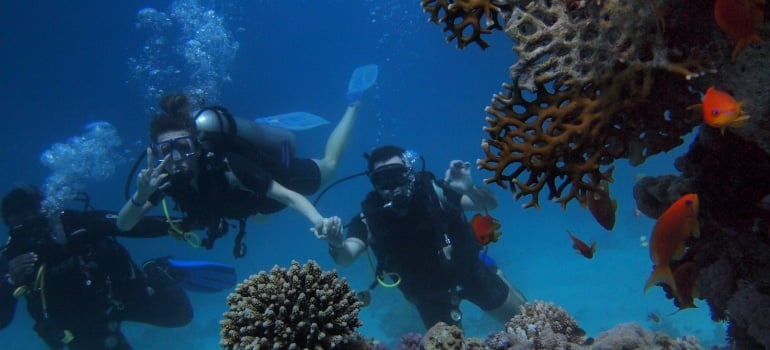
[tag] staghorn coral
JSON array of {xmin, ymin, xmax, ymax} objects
[
  {"xmin": 220, "ymin": 260, "xmax": 363, "ymax": 350},
  {"xmin": 421, "ymin": 0, "xmax": 507, "ymax": 49},
  {"xmin": 504, "ymin": 301, "xmax": 585, "ymax": 349}
]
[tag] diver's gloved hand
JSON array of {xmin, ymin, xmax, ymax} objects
[
  {"xmin": 445, "ymin": 160, "xmax": 474, "ymax": 194},
  {"xmin": 8, "ymin": 252, "xmax": 38, "ymax": 285},
  {"xmin": 311, "ymin": 216, "xmax": 342, "ymax": 241}
]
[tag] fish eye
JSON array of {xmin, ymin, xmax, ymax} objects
[
  {"xmin": 685, "ymin": 200, "xmax": 692, "ymax": 206},
  {"xmin": 711, "ymin": 109, "xmax": 720, "ymax": 116}
]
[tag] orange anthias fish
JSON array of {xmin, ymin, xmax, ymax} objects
[
  {"xmin": 567, "ymin": 230, "xmax": 597, "ymax": 259},
  {"xmin": 643, "ymin": 193, "xmax": 700, "ymax": 295},
  {"xmin": 692, "ymin": 86, "xmax": 750, "ymax": 135},
  {"xmin": 587, "ymin": 180, "xmax": 618, "ymax": 231},
  {"xmin": 470, "ymin": 212, "xmax": 502, "ymax": 245},
  {"xmin": 714, "ymin": 0, "xmax": 764, "ymax": 61}
]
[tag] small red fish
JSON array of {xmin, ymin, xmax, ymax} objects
[
  {"xmin": 714, "ymin": 0, "xmax": 764, "ymax": 61},
  {"xmin": 470, "ymin": 212, "xmax": 502, "ymax": 245},
  {"xmin": 567, "ymin": 230, "xmax": 597, "ymax": 259},
  {"xmin": 693, "ymin": 87, "xmax": 751, "ymax": 135}
]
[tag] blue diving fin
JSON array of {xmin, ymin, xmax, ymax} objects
[
  {"xmin": 346, "ymin": 64, "xmax": 379, "ymax": 104},
  {"xmin": 254, "ymin": 111, "xmax": 330, "ymax": 131},
  {"xmin": 167, "ymin": 259, "xmax": 237, "ymax": 293}
]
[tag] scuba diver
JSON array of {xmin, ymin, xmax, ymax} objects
[
  {"xmin": 326, "ymin": 145, "xmax": 527, "ymax": 329},
  {"xmin": 0, "ymin": 186, "xmax": 236, "ymax": 350},
  {"xmin": 117, "ymin": 64, "xmax": 377, "ymax": 257}
]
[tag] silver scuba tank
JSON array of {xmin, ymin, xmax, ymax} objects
[{"xmin": 194, "ymin": 107, "xmax": 296, "ymax": 166}]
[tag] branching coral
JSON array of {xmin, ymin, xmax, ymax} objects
[
  {"xmin": 420, "ymin": 0, "xmax": 507, "ymax": 49},
  {"xmin": 220, "ymin": 260, "xmax": 363, "ymax": 349},
  {"xmin": 479, "ymin": 63, "xmax": 700, "ymax": 208}
]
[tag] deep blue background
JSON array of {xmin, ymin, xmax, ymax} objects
[{"xmin": 0, "ymin": 1, "xmax": 722, "ymax": 349}]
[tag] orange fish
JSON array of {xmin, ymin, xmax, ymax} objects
[
  {"xmin": 672, "ymin": 261, "xmax": 700, "ymax": 310},
  {"xmin": 644, "ymin": 194, "xmax": 700, "ymax": 295},
  {"xmin": 587, "ymin": 180, "xmax": 618, "ymax": 231},
  {"xmin": 691, "ymin": 87, "xmax": 750, "ymax": 135},
  {"xmin": 567, "ymin": 230, "xmax": 596, "ymax": 259},
  {"xmin": 470, "ymin": 212, "xmax": 502, "ymax": 245},
  {"xmin": 714, "ymin": 0, "xmax": 764, "ymax": 61}
]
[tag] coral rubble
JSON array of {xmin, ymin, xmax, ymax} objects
[{"xmin": 220, "ymin": 260, "xmax": 363, "ymax": 349}]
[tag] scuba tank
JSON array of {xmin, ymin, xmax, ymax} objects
[{"xmin": 194, "ymin": 106, "xmax": 296, "ymax": 166}]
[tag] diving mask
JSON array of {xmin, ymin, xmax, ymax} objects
[
  {"xmin": 152, "ymin": 135, "xmax": 198, "ymax": 161},
  {"xmin": 369, "ymin": 163, "xmax": 410, "ymax": 190}
]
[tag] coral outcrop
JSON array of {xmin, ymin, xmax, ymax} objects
[
  {"xmin": 419, "ymin": 0, "xmax": 712, "ymax": 209},
  {"xmin": 504, "ymin": 301, "xmax": 585, "ymax": 349},
  {"xmin": 219, "ymin": 260, "xmax": 363, "ymax": 349},
  {"xmin": 634, "ymin": 126, "xmax": 770, "ymax": 349}
]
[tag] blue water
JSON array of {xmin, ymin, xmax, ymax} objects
[{"xmin": 0, "ymin": 1, "xmax": 725, "ymax": 348}]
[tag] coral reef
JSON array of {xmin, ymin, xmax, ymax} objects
[
  {"xmin": 390, "ymin": 301, "xmax": 703, "ymax": 350},
  {"xmin": 467, "ymin": 0, "xmax": 711, "ymax": 209},
  {"xmin": 505, "ymin": 301, "xmax": 585, "ymax": 349},
  {"xmin": 219, "ymin": 260, "xmax": 363, "ymax": 349}
]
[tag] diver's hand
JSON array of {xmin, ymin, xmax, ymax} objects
[
  {"xmin": 135, "ymin": 148, "xmax": 170, "ymax": 201},
  {"xmin": 445, "ymin": 160, "xmax": 473, "ymax": 194},
  {"xmin": 8, "ymin": 252, "xmax": 38, "ymax": 285},
  {"xmin": 311, "ymin": 216, "xmax": 342, "ymax": 241}
]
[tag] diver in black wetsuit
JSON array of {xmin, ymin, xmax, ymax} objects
[
  {"xmin": 327, "ymin": 145, "xmax": 527, "ymax": 329},
  {"xmin": 0, "ymin": 187, "xmax": 193, "ymax": 350}
]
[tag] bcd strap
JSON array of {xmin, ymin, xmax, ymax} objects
[{"xmin": 233, "ymin": 218, "xmax": 247, "ymax": 258}]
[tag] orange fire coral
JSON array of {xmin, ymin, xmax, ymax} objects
[
  {"xmin": 479, "ymin": 64, "xmax": 700, "ymax": 209},
  {"xmin": 421, "ymin": 0, "xmax": 506, "ymax": 49}
]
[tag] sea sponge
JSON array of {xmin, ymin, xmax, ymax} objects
[{"xmin": 220, "ymin": 260, "xmax": 363, "ymax": 349}]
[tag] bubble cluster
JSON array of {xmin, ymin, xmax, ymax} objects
[
  {"xmin": 128, "ymin": 0, "xmax": 239, "ymax": 112},
  {"xmin": 39, "ymin": 121, "xmax": 124, "ymax": 214}
]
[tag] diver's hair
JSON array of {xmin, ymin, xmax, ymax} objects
[
  {"xmin": 149, "ymin": 94, "xmax": 197, "ymax": 142},
  {"xmin": 365, "ymin": 145, "xmax": 406, "ymax": 172},
  {"xmin": 1, "ymin": 186, "xmax": 43, "ymax": 227}
]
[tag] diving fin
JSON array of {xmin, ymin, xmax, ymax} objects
[
  {"xmin": 346, "ymin": 64, "xmax": 379, "ymax": 104},
  {"xmin": 166, "ymin": 259, "xmax": 238, "ymax": 293},
  {"xmin": 254, "ymin": 111, "xmax": 330, "ymax": 131}
]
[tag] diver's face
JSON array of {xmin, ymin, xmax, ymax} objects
[
  {"xmin": 154, "ymin": 130, "xmax": 199, "ymax": 178},
  {"xmin": 371, "ymin": 156, "xmax": 408, "ymax": 198}
]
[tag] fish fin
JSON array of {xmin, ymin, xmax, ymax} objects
[
  {"xmin": 644, "ymin": 265, "xmax": 676, "ymax": 294},
  {"xmin": 730, "ymin": 115, "xmax": 751, "ymax": 128},
  {"xmin": 686, "ymin": 103, "xmax": 702, "ymax": 111}
]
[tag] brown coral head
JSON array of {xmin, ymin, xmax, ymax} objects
[{"xmin": 220, "ymin": 260, "xmax": 363, "ymax": 350}]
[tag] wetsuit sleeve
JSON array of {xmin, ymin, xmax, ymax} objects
[
  {"xmin": 0, "ymin": 255, "xmax": 18, "ymax": 330},
  {"xmin": 436, "ymin": 179, "xmax": 464, "ymax": 208},
  {"xmin": 346, "ymin": 213, "xmax": 368, "ymax": 243}
]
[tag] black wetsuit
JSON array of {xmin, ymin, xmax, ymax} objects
[
  {"xmin": 149, "ymin": 152, "xmax": 321, "ymax": 251},
  {"xmin": 0, "ymin": 210, "xmax": 192, "ymax": 350},
  {"xmin": 346, "ymin": 172, "xmax": 510, "ymax": 329}
]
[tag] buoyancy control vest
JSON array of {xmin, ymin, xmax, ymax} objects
[{"xmin": 360, "ymin": 172, "xmax": 481, "ymax": 292}]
